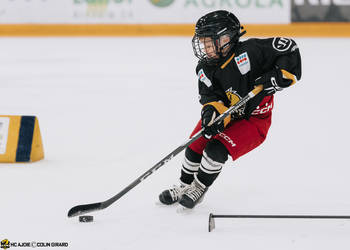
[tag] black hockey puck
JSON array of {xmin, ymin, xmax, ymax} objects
[{"xmin": 79, "ymin": 215, "xmax": 93, "ymax": 223}]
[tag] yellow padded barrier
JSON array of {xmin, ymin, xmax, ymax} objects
[
  {"xmin": 0, "ymin": 23, "xmax": 349, "ymax": 37},
  {"xmin": 0, "ymin": 115, "xmax": 44, "ymax": 163}
]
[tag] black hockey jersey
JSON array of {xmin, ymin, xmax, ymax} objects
[{"xmin": 196, "ymin": 37, "xmax": 302, "ymax": 119}]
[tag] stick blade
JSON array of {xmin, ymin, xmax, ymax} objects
[
  {"xmin": 67, "ymin": 202, "xmax": 103, "ymax": 218},
  {"xmin": 208, "ymin": 213, "xmax": 215, "ymax": 232}
]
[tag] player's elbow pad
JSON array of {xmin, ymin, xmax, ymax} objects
[{"xmin": 280, "ymin": 69, "xmax": 297, "ymax": 87}]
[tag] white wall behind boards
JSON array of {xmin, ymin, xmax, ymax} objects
[{"xmin": 0, "ymin": 0, "xmax": 290, "ymax": 24}]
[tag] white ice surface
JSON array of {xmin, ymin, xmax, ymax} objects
[{"xmin": 1, "ymin": 37, "xmax": 350, "ymax": 249}]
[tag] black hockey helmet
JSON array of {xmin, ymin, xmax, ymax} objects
[{"xmin": 192, "ymin": 10, "xmax": 246, "ymax": 64}]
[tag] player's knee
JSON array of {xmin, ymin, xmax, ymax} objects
[
  {"xmin": 204, "ymin": 139, "xmax": 229, "ymax": 164},
  {"xmin": 185, "ymin": 146, "xmax": 202, "ymax": 163}
]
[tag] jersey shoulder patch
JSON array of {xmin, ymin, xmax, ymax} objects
[
  {"xmin": 198, "ymin": 68, "xmax": 212, "ymax": 87},
  {"xmin": 272, "ymin": 37, "xmax": 292, "ymax": 52},
  {"xmin": 234, "ymin": 52, "xmax": 251, "ymax": 75}
]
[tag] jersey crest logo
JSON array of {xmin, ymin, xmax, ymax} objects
[
  {"xmin": 272, "ymin": 37, "xmax": 292, "ymax": 52},
  {"xmin": 225, "ymin": 88, "xmax": 245, "ymax": 116},
  {"xmin": 198, "ymin": 69, "xmax": 212, "ymax": 87},
  {"xmin": 234, "ymin": 52, "xmax": 251, "ymax": 75}
]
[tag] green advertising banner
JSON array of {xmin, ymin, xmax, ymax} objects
[{"xmin": 0, "ymin": 0, "xmax": 290, "ymax": 24}]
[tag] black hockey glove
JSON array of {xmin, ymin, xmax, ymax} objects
[
  {"xmin": 201, "ymin": 102, "xmax": 231, "ymax": 139},
  {"xmin": 255, "ymin": 68, "xmax": 296, "ymax": 95}
]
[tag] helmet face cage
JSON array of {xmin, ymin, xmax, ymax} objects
[
  {"xmin": 192, "ymin": 10, "xmax": 245, "ymax": 64},
  {"xmin": 192, "ymin": 31, "xmax": 236, "ymax": 64},
  {"xmin": 192, "ymin": 35, "xmax": 213, "ymax": 64}
]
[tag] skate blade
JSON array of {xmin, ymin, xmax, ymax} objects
[
  {"xmin": 176, "ymin": 205, "xmax": 194, "ymax": 215},
  {"xmin": 155, "ymin": 201, "xmax": 179, "ymax": 207}
]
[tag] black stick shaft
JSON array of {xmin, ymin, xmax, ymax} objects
[
  {"xmin": 101, "ymin": 132, "xmax": 202, "ymax": 209},
  {"xmin": 68, "ymin": 85, "xmax": 264, "ymax": 217},
  {"xmin": 212, "ymin": 215, "xmax": 350, "ymax": 219},
  {"xmin": 101, "ymin": 86, "xmax": 263, "ymax": 209}
]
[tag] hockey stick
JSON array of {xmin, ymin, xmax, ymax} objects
[
  {"xmin": 67, "ymin": 85, "xmax": 264, "ymax": 218},
  {"xmin": 208, "ymin": 213, "xmax": 350, "ymax": 232}
]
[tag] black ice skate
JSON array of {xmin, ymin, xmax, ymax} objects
[
  {"xmin": 159, "ymin": 183, "xmax": 190, "ymax": 205},
  {"xmin": 179, "ymin": 178, "xmax": 208, "ymax": 209}
]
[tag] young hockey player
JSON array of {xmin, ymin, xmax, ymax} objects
[{"xmin": 159, "ymin": 10, "xmax": 302, "ymax": 209}]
